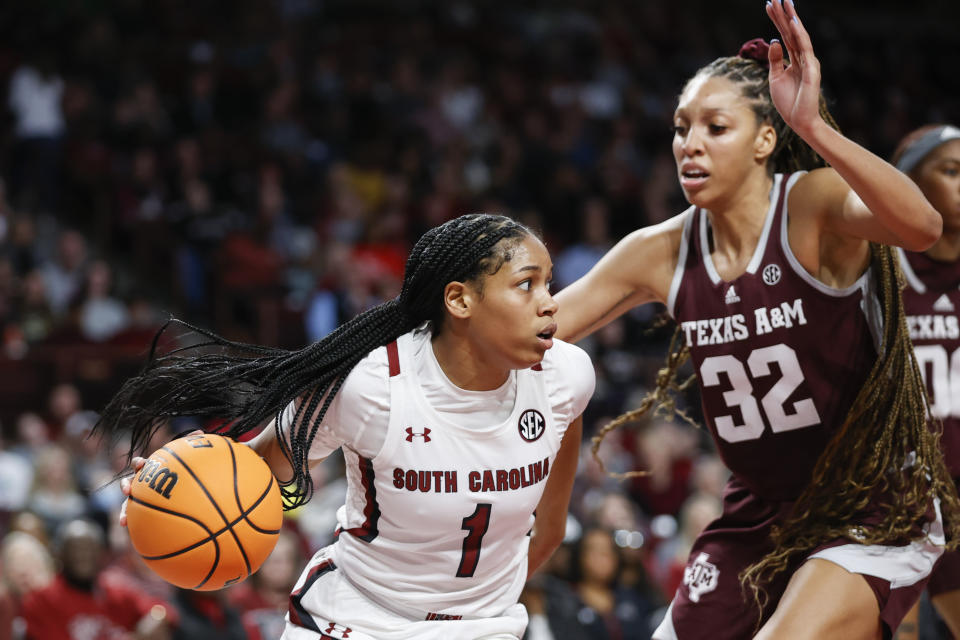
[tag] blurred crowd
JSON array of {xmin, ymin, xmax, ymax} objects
[{"xmin": 0, "ymin": 0, "xmax": 956, "ymax": 638}]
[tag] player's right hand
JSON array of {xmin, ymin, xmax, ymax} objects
[{"xmin": 119, "ymin": 456, "xmax": 147, "ymax": 528}]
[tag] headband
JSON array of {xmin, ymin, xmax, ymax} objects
[{"xmin": 896, "ymin": 125, "xmax": 960, "ymax": 174}]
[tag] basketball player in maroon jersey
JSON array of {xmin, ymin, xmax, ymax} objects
[
  {"xmin": 555, "ymin": 1, "xmax": 960, "ymax": 638},
  {"xmin": 892, "ymin": 125, "xmax": 960, "ymax": 639}
]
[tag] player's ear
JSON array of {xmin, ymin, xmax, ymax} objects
[
  {"xmin": 754, "ymin": 123, "xmax": 776, "ymax": 162},
  {"xmin": 443, "ymin": 281, "xmax": 474, "ymax": 319}
]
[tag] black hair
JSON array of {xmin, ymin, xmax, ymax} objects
[{"xmin": 94, "ymin": 213, "xmax": 534, "ymax": 508}]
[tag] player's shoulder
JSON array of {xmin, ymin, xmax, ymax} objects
[
  {"xmin": 541, "ymin": 338, "xmax": 591, "ymax": 371},
  {"xmin": 339, "ymin": 341, "xmax": 391, "ymax": 400},
  {"xmin": 539, "ymin": 339, "xmax": 596, "ymax": 397}
]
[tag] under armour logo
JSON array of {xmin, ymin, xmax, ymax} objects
[
  {"xmin": 324, "ymin": 622, "xmax": 352, "ymax": 638},
  {"xmin": 405, "ymin": 427, "xmax": 432, "ymax": 442}
]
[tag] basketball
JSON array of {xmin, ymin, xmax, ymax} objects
[{"xmin": 126, "ymin": 433, "xmax": 283, "ymax": 591}]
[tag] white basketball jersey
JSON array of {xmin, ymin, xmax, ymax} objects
[{"xmin": 330, "ymin": 330, "xmax": 566, "ymax": 619}]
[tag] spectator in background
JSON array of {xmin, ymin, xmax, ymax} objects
[
  {"xmin": 228, "ymin": 528, "xmax": 304, "ymax": 640},
  {"xmin": 629, "ymin": 419, "xmax": 699, "ymax": 517},
  {"xmin": 21, "ymin": 518, "xmax": 175, "ymax": 640},
  {"xmin": 40, "ymin": 229, "xmax": 88, "ymax": 318},
  {"xmin": 0, "ymin": 555, "xmax": 13, "ymax": 640},
  {"xmin": 168, "ymin": 178, "xmax": 238, "ymax": 319},
  {"xmin": 14, "ymin": 269, "xmax": 56, "ymax": 344},
  {"xmin": 10, "ymin": 412, "xmax": 50, "ymax": 465},
  {"xmin": 7, "ymin": 48, "xmax": 65, "ymax": 214},
  {"xmin": 0, "ymin": 429, "xmax": 33, "ymax": 516},
  {"xmin": 5, "ymin": 511, "xmax": 51, "ymax": 547},
  {"xmin": 47, "ymin": 382, "xmax": 83, "ymax": 438},
  {"xmin": 554, "ymin": 198, "xmax": 614, "ymax": 290},
  {"xmin": 0, "ymin": 527, "xmax": 56, "ymax": 638},
  {"xmin": 27, "ymin": 444, "xmax": 88, "ymax": 535},
  {"xmin": 0, "ymin": 529, "xmax": 55, "ymax": 601},
  {"xmin": 535, "ymin": 527, "xmax": 659, "ymax": 640},
  {"xmin": 170, "ymin": 589, "xmax": 246, "ymax": 640},
  {"xmin": 78, "ymin": 259, "xmax": 130, "ymax": 342}
]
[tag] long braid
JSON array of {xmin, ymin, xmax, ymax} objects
[
  {"xmin": 95, "ymin": 213, "xmax": 534, "ymax": 508},
  {"xmin": 741, "ymin": 243, "xmax": 960, "ymax": 586}
]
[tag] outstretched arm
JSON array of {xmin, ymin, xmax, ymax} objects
[
  {"xmin": 765, "ymin": 0, "xmax": 941, "ymax": 250},
  {"xmin": 527, "ymin": 416, "xmax": 582, "ymax": 576},
  {"xmin": 555, "ymin": 216, "xmax": 683, "ymax": 343}
]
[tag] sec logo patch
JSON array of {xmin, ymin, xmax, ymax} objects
[{"xmin": 518, "ymin": 409, "xmax": 546, "ymax": 442}]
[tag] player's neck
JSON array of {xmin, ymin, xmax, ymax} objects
[
  {"xmin": 430, "ymin": 332, "xmax": 511, "ymax": 391},
  {"xmin": 925, "ymin": 228, "xmax": 960, "ymax": 262},
  {"xmin": 705, "ymin": 173, "xmax": 774, "ymax": 270}
]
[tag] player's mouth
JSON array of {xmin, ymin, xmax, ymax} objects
[
  {"xmin": 680, "ymin": 164, "xmax": 710, "ymax": 189},
  {"xmin": 537, "ymin": 323, "xmax": 557, "ymax": 349}
]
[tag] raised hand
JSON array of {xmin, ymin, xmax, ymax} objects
[{"xmin": 765, "ymin": 0, "xmax": 822, "ymax": 138}]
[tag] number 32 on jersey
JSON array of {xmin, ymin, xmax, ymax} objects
[{"xmin": 700, "ymin": 343, "xmax": 822, "ymax": 443}]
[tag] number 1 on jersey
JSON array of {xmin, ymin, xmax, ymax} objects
[{"xmin": 457, "ymin": 503, "xmax": 492, "ymax": 577}]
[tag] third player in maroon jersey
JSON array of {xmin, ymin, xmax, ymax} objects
[{"xmin": 895, "ymin": 124, "xmax": 960, "ymax": 638}]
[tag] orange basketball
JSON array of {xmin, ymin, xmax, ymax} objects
[{"xmin": 126, "ymin": 433, "xmax": 283, "ymax": 591}]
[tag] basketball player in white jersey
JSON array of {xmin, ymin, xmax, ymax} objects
[{"xmin": 106, "ymin": 214, "xmax": 595, "ymax": 640}]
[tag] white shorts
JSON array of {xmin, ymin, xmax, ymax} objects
[{"xmin": 281, "ymin": 549, "xmax": 528, "ymax": 640}]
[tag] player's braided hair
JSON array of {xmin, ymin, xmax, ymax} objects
[
  {"xmin": 594, "ymin": 52, "xmax": 960, "ymax": 618},
  {"xmin": 94, "ymin": 213, "xmax": 534, "ymax": 508}
]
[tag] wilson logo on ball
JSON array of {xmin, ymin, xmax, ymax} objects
[
  {"xmin": 137, "ymin": 459, "xmax": 179, "ymax": 499},
  {"xmin": 518, "ymin": 409, "xmax": 545, "ymax": 442}
]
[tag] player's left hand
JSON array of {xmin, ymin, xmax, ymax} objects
[
  {"xmin": 119, "ymin": 429, "xmax": 205, "ymax": 528},
  {"xmin": 765, "ymin": 0, "xmax": 822, "ymax": 138},
  {"xmin": 119, "ymin": 456, "xmax": 147, "ymax": 528}
]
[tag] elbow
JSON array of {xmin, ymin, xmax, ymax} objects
[
  {"xmin": 903, "ymin": 209, "xmax": 943, "ymax": 252},
  {"xmin": 542, "ymin": 526, "xmax": 566, "ymax": 556}
]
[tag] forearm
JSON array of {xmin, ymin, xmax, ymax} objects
[
  {"xmin": 245, "ymin": 420, "xmax": 295, "ymax": 483},
  {"xmin": 527, "ymin": 525, "xmax": 565, "ymax": 576},
  {"xmin": 803, "ymin": 119, "xmax": 941, "ymax": 250},
  {"xmin": 526, "ymin": 418, "xmax": 582, "ymax": 575}
]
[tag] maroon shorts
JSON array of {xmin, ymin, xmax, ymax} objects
[
  {"xmin": 653, "ymin": 478, "xmax": 943, "ymax": 639},
  {"xmin": 927, "ymin": 549, "xmax": 960, "ymax": 597}
]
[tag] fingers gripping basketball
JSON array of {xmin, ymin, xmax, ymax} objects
[{"xmin": 126, "ymin": 433, "xmax": 283, "ymax": 590}]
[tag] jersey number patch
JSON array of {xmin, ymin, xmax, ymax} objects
[
  {"xmin": 914, "ymin": 345, "xmax": 960, "ymax": 419},
  {"xmin": 457, "ymin": 503, "xmax": 492, "ymax": 577},
  {"xmin": 700, "ymin": 344, "xmax": 822, "ymax": 443}
]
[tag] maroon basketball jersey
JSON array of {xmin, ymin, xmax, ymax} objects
[
  {"xmin": 668, "ymin": 173, "xmax": 879, "ymax": 502},
  {"xmin": 899, "ymin": 248, "xmax": 960, "ymax": 478}
]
